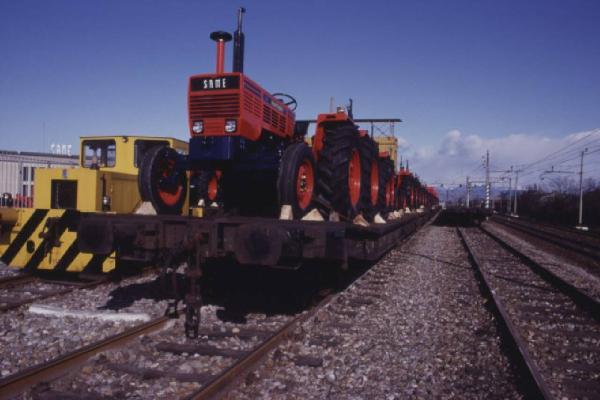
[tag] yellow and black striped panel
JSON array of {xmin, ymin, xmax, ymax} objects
[{"xmin": 0, "ymin": 208, "xmax": 115, "ymax": 273}]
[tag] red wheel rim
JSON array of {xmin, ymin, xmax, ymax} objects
[
  {"xmin": 385, "ymin": 179, "xmax": 393, "ymax": 207},
  {"xmin": 348, "ymin": 149, "xmax": 361, "ymax": 207},
  {"xmin": 157, "ymin": 158, "xmax": 184, "ymax": 206},
  {"xmin": 208, "ymin": 174, "xmax": 218, "ymax": 201},
  {"xmin": 296, "ymin": 159, "xmax": 314, "ymax": 210},
  {"xmin": 370, "ymin": 160, "xmax": 379, "ymax": 206}
]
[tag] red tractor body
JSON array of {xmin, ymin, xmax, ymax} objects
[{"xmin": 188, "ymin": 72, "xmax": 295, "ymax": 141}]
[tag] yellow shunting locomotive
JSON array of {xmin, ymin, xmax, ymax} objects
[{"xmin": 0, "ymin": 135, "xmax": 188, "ymax": 274}]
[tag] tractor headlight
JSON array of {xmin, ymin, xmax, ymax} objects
[
  {"xmin": 102, "ymin": 195, "xmax": 111, "ymax": 211},
  {"xmin": 225, "ymin": 119, "xmax": 237, "ymax": 133},
  {"xmin": 192, "ymin": 120, "xmax": 204, "ymax": 134}
]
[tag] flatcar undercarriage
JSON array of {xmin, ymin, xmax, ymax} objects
[{"xmin": 76, "ymin": 209, "xmax": 434, "ymax": 337}]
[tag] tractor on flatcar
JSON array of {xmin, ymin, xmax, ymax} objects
[{"xmin": 138, "ymin": 8, "xmax": 397, "ymax": 222}]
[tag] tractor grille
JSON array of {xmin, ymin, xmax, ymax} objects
[
  {"xmin": 189, "ymin": 94, "xmax": 240, "ymax": 119},
  {"xmin": 243, "ymin": 89, "xmax": 262, "ymax": 118},
  {"xmin": 263, "ymin": 105, "xmax": 287, "ymax": 132}
]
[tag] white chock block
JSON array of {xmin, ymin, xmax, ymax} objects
[
  {"xmin": 374, "ymin": 213, "xmax": 387, "ymax": 224},
  {"xmin": 135, "ymin": 201, "xmax": 157, "ymax": 215},
  {"xmin": 353, "ymin": 213, "xmax": 369, "ymax": 227},
  {"xmin": 302, "ymin": 208, "xmax": 324, "ymax": 221},
  {"xmin": 279, "ymin": 204, "xmax": 293, "ymax": 220},
  {"xmin": 329, "ymin": 211, "xmax": 340, "ymax": 222}
]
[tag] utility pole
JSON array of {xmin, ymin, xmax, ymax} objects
[
  {"xmin": 513, "ymin": 168, "xmax": 523, "ymax": 216},
  {"xmin": 485, "ymin": 150, "xmax": 490, "ymax": 209},
  {"xmin": 507, "ymin": 176, "xmax": 512, "ymax": 214},
  {"xmin": 466, "ymin": 176, "xmax": 470, "ymax": 208},
  {"xmin": 577, "ymin": 148, "xmax": 589, "ymax": 229}
]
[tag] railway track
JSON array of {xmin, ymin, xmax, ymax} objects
[
  {"xmin": 458, "ymin": 225, "xmax": 600, "ymax": 400},
  {"xmin": 0, "ymin": 213, "xmax": 433, "ymax": 399},
  {"xmin": 0, "ymin": 287, "xmax": 337, "ymax": 399},
  {"xmin": 2, "ymin": 223, "xmax": 427, "ymax": 399},
  {"xmin": 0, "ymin": 316, "xmax": 170, "ymax": 400},
  {"xmin": 491, "ymin": 215, "xmax": 600, "ymax": 264},
  {"xmin": 0, "ymin": 273, "xmax": 36, "ymax": 288},
  {"xmin": 0, "ymin": 274, "xmax": 109, "ymax": 312}
]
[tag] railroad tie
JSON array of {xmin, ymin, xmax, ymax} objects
[
  {"xmin": 106, "ymin": 362, "xmax": 215, "ymax": 383},
  {"xmin": 156, "ymin": 342, "xmax": 250, "ymax": 359}
]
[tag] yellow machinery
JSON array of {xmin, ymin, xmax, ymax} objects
[
  {"xmin": 374, "ymin": 136, "xmax": 398, "ymax": 170},
  {"xmin": 0, "ymin": 135, "xmax": 188, "ymax": 274}
]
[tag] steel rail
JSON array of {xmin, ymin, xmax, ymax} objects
[
  {"xmin": 480, "ymin": 225, "xmax": 600, "ymax": 320},
  {"xmin": 0, "ymin": 273, "xmax": 35, "ymax": 289},
  {"xmin": 497, "ymin": 214, "xmax": 600, "ymax": 239},
  {"xmin": 457, "ymin": 227, "xmax": 554, "ymax": 400},
  {"xmin": 186, "ymin": 294, "xmax": 335, "ymax": 400},
  {"xmin": 0, "ymin": 316, "xmax": 169, "ymax": 400},
  {"xmin": 492, "ymin": 216, "xmax": 600, "ymax": 259},
  {"xmin": 0, "ymin": 277, "xmax": 108, "ymax": 312}
]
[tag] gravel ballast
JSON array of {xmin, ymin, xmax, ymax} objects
[
  {"xmin": 0, "ymin": 271, "xmax": 170, "ymax": 377},
  {"xmin": 484, "ymin": 221, "xmax": 600, "ymax": 301},
  {"xmin": 227, "ymin": 224, "xmax": 523, "ymax": 399},
  {"xmin": 0, "ymin": 261, "xmax": 19, "ymax": 277}
]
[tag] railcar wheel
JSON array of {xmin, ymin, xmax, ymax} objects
[
  {"xmin": 278, "ymin": 142, "xmax": 316, "ymax": 218},
  {"xmin": 315, "ymin": 125, "xmax": 365, "ymax": 219},
  {"xmin": 139, "ymin": 146, "xmax": 187, "ymax": 215}
]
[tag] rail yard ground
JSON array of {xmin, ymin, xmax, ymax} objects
[
  {"xmin": 0, "ymin": 211, "xmax": 599, "ymax": 399},
  {"xmin": 226, "ymin": 223, "xmax": 523, "ymax": 399}
]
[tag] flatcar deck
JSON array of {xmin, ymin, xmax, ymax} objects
[{"xmin": 77, "ymin": 210, "xmax": 434, "ymax": 270}]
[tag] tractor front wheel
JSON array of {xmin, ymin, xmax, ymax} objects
[
  {"xmin": 278, "ymin": 142, "xmax": 316, "ymax": 219},
  {"xmin": 190, "ymin": 169, "xmax": 222, "ymax": 207},
  {"xmin": 138, "ymin": 146, "xmax": 187, "ymax": 215}
]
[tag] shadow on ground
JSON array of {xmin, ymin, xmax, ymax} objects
[{"xmin": 98, "ymin": 261, "xmax": 371, "ymax": 323}]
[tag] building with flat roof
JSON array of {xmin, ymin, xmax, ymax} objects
[{"xmin": 0, "ymin": 150, "xmax": 78, "ymax": 207}]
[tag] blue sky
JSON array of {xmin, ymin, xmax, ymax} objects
[{"xmin": 1, "ymin": 0, "xmax": 599, "ymax": 184}]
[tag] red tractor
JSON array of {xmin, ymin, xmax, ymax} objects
[{"xmin": 138, "ymin": 8, "xmax": 396, "ymax": 221}]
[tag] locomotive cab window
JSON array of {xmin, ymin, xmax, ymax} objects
[
  {"xmin": 82, "ymin": 140, "xmax": 116, "ymax": 168},
  {"xmin": 134, "ymin": 140, "xmax": 169, "ymax": 167}
]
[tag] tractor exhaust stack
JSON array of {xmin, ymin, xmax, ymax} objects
[
  {"xmin": 233, "ymin": 7, "xmax": 246, "ymax": 73},
  {"xmin": 210, "ymin": 31, "xmax": 232, "ymax": 74}
]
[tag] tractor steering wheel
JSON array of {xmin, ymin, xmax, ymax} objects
[{"xmin": 272, "ymin": 93, "xmax": 298, "ymax": 112}]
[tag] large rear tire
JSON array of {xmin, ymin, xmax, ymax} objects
[
  {"xmin": 315, "ymin": 125, "xmax": 365, "ymax": 219},
  {"xmin": 359, "ymin": 136, "xmax": 380, "ymax": 220},
  {"xmin": 277, "ymin": 142, "xmax": 316, "ymax": 219},
  {"xmin": 377, "ymin": 157, "xmax": 395, "ymax": 213},
  {"xmin": 138, "ymin": 146, "xmax": 187, "ymax": 215}
]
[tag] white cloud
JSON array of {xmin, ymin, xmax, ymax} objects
[{"xmin": 398, "ymin": 128, "xmax": 600, "ymax": 187}]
